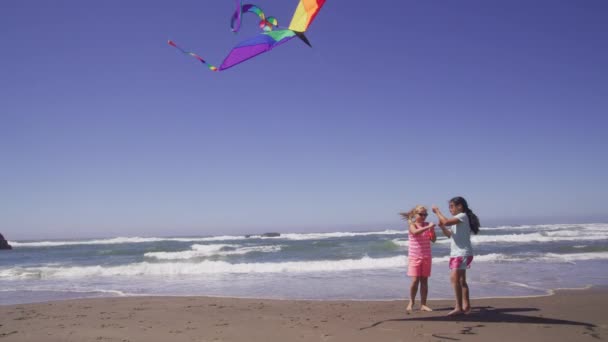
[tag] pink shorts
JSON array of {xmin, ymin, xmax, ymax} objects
[
  {"xmin": 408, "ymin": 257, "xmax": 432, "ymax": 277},
  {"xmin": 449, "ymin": 256, "xmax": 473, "ymax": 270}
]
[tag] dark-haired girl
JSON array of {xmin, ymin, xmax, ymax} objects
[{"xmin": 432, "ymin": 197, "xmax": 480, "ymax": 316}]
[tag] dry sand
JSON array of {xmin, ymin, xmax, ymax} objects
[{"xmin": 1, "ymin": 288, "xmax": 606, "ymax": 341}]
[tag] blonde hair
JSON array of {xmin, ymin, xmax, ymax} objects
[{"xmin": 399, "ymin": 205, "xmax": 427, "ymax": 224}]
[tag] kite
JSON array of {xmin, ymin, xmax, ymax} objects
[
  {"xmin": 230, "ymin": 2, "xmax": 279, "ymax": 33},
  {"xmin": 168, "ymin": 0, "xmax": 326, "ymax": 72},
  {"xmin": 231, "ymin": 0, "xmax": 243, "ymax": 33}
]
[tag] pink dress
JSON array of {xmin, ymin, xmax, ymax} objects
[{"xmin": 407, "ymin": 222, "xmax": 433, "ymax": 277}]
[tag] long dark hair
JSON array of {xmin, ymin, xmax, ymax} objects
[{"xmin": 450, "ymin": 196, "xmax": 480, "ymax": 235}]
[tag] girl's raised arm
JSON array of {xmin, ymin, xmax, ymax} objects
[
  {"xmin": 438, "ymin": 223, "xmax": 451, "ymax": 238},
  {"xmin": 432, "ymin": 205, "xmax": 457, "ymax": 238},
  {"xmin": 409, "ymin": 222, "xmax": 435, "ymax": 235},
  {"xmin": 432, "ymin": 205, "xmax": 460, "ymax": 226}
]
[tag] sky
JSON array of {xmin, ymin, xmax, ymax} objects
[{"xmin": 1, "ymin": 0, "xmax": 607, "ymax": 240}]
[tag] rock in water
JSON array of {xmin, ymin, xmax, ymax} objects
[
  {"xmin": 0, "ymin": 233, "xmax": 12, "ymax": 250},
  {"xmin": 261, "ymin": 232, "xmax": 280, "ymax": 237}
]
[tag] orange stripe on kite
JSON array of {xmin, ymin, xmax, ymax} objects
[{"xmin": 288, "ymin": 0, "xmax": 326, "ymax": 32}]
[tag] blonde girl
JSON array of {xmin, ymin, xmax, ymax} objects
[{"xmin": 401, "ymin": 205, "xmax": 436, "ymax": 312}]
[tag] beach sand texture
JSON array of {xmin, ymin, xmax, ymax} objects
[{"xmin": 1, "ymin": 288, "xmax": 606, "ymax": 341}]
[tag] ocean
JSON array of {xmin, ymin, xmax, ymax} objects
[{"xmin": 1, "ymin": 223, "xmax": 608, "ymax": 305}]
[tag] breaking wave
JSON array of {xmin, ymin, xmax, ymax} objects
[{"xmin": 3, "ymin": 251, "xmax": 608, "ymax": 279}]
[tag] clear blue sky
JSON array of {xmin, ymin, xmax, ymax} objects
[{"xmin": 1, "ymin": 0, "xmax": 607, "ymax": 239}]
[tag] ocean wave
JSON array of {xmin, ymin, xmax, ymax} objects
[
  {"xmin": 0, "ymin": 287, "xmax": 127, "ymax": 296},
  {"xmin": 433, "ymin": 231, "xmax": 608, "ymax": 245},
  {"xmin": 537, "ymin": 252, "xmax": 608, "ymax": 262},
  {"xmin": 476, "ymin": 232, "xmax": 607, "ymax": 243},
  {"xmin": 441, "ymin": 252, "xmax": 608, "ymax": 263},
  {"xmin": 0, "ymin": 256, "xmax": 408, "ymax": 278},
  {"xmin": 9, "ymin": 230, "xmax": 407, "ymax": 248},
  {"xmin": 482, "ymin": 223, "xmax": 608, "ymax": 231},
  {"xmin": 273, "ymin": 230, "xmax": 406, "ymax": 240},
  {"xmin": 3, "ymin": 251, "xmax": 607, "ymax": 279},
  {"xmin": 144, "ymin": 244, "xmax": 283, "ymax": 260},
  {"xmin": 7, "ymin": 236, "xmax": 235, "ymax": 247},
  {"xmin": 391, "ymin": 238, "xmax": 408, "ymax": 248},
  {"xmin": 431, "ymin": 252, "xmax": 608, "ymax": 263},
  {"xmin": 9, "ymin": 224, "xmax": 607, "ymax": 248}
]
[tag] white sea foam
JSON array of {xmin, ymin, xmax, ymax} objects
[
  {"xmin": 9, "ymin": 224, "xmax": 608, "ymax": 248},
  {"xmin": 0, "ymin": 256, "xmax": 407, "ymax": 279},
  {"xmin": 273, "ymin": 230, "xmax": 405, "ymax": 240},
  {"xmin": 429, "ymin": 253, "xmax": 509, "ymax": 263},
  {"xmin": 0, "ymin": 287, "xmax": 128, "ymax": 296},
  {"xmin": 433, "ymin": 230, "xmax": 608, "ymax": 245},
  {"xmin": 3, "ymin": 251, "xmax": 607, "ymax": 280},
  {"xmin": 474, "ymin": 232, "xmax": 607, "ymax": 243},
  {"xmin": 391, "ymin": 238, "xmax": 408, "ymax": 247},
  {"xmin": 482, "ymin": 223, "xmax": 607, "ymax": 231},
  {"xmin": 11, "ymin": 224, "xmax": 607, "ymax": 248},
  {"xmin": 537, "ymin": 252, "xmax": 608, "ymax": 262},
  {"xmin": 144, "ymin": 244, "xmax": 283, "ymax": 260},
  {"xmin": 9, "ymin": 230, "xmax": 407, "ymax": 248},
  {"xmin": 8, "ymin": 236, "xmax": 251, "ymax": 247},
  {"xmin": 431, "ymin": 252, "xmax": 608, "ymax": 263}
]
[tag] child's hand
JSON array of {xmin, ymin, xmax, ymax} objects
[
  {"xmin": 428, "ymin": 226, "xmax": 437, "ymax": 242},
  {"xmin": 428, "ymin": 222, "xmax": 436, "ymax": 229}
]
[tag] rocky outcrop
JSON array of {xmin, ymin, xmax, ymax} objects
[
  {"xmin": 244, "ymin": 232, "xmax": 281, "ymax": 238},
  {"xmin": 261, "ymin": 232, "xmax": 280, "ymax": 237},
  {"xmin": 0, "ymin": 233, "xmax": 12, "ymax": 250}
]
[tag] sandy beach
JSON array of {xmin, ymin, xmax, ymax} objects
[{"xmin": 1, "ymin": 287, "xmax": 606, "ymax": 342}]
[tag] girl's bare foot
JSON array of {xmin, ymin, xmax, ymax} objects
[
  {"xmin": 447, "ymin": 308, "xmax": 464, "ymax": 316},
  {"xmin": 406, "ymin": 302, "xmax": 414, "ymax": 313},
  {"xmin": 463, "ymin": 306, "xmax": 472, "ymax": 314},
  {"xmin": 420, "ymin": 305, "xmax": 433, "ymax": 312}
]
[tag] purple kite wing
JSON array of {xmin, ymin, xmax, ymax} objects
[{"xmin": 219, "ymin": 29, "xmax": 296, "ymax": 71}]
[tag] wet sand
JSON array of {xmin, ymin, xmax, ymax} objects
[{"xmin": 1, "ymin": 288, "xmax": 606, "ymax": 341}]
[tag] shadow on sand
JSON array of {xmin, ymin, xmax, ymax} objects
[{"xmin": 360, "ymin": 306, "xmax": 598, "ymax": 338}]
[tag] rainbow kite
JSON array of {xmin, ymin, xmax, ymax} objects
[
  {"xmin": 169, "ymin": 0, "xmax": 326, "ymax": 72},
  {"xmin": 230, "ymin": 2, "xmax": 279, "ymax": 33}
]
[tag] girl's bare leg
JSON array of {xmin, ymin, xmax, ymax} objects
[
  {"xmin": 420, "ymin": 277, "xmax": 433, "ymax": 311},
  {"xmin": 460, "ymin": 271, "xmax": 471, "ymax": 314},
  {"xmin": 448, "ymin": 270, "xmax": 464, "ymax": 316},
  {"xmin": 408, "ymin": 277, "xmax": 420, "ymax": 312}
]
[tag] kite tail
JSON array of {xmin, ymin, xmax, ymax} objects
[{"xmin": 167, "ymin": 40, "xmax": 219, "ymax": 72}]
